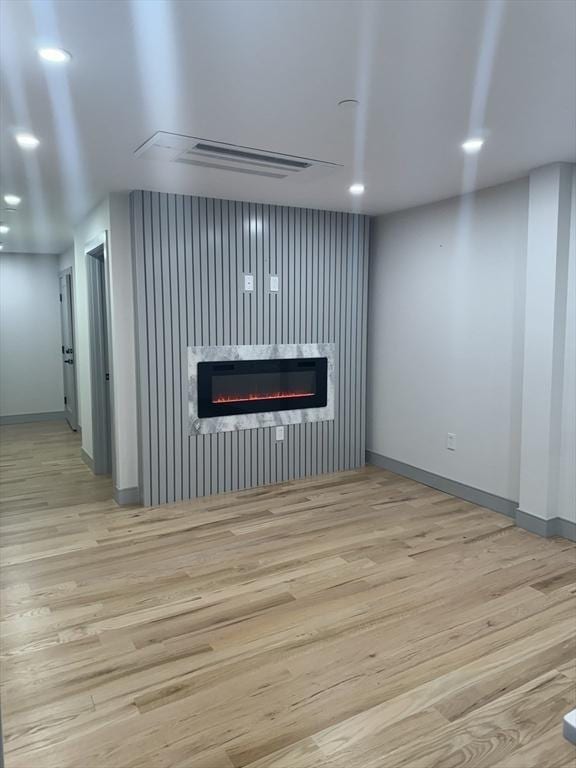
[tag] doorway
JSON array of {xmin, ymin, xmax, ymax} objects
[
  {"xmin": 58, "ymin": 268, "xmax": 78, "ymax": 431},
  {"xmin": 86, "ymin": 238, "xmax": 113, "ymax": 476}
]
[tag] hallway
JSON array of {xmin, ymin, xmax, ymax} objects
[{"xmin": 0, "ymin": 421, "xmax": 113, "ymax": 513}]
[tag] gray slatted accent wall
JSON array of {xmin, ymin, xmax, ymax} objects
[{"xmin": 131, "ymin": 191, "xmax": 370, "ymax": 506}]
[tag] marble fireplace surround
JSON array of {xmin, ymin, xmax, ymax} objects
[{"xmin": 188, "ymin": 343, "xmax": 335, "ymax": 434}]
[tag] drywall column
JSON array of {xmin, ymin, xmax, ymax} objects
[
  {"xmin": 517, "ymin": 163, "xmax": 574, "ymax": 536},
  {"xmin": 558, "ymin": 168, "xmax": 576, "ymax": 529},
  {"xmin": 107, "ymin": 193, "xmax": 139, "ymax": 503},
  {"xmin": 74, "ymin": 198, "xmax": 111, "ymax": 462},
  {"xmin": 73, "ymin": 195, "xmax": 139, "ymax": 503}
]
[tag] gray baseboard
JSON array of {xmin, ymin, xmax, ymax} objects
[
  {"xmin": 81, "ymin": 448, "xmax": 94, "ymax": 472},
  {"xmin": 114, "ymin": 486, "xmax": 140, "ymax": 506},
  {"xmin": 555, "ymin": 518, "xmax": 576, "ymax": 541},
  {"xmin": 515, "ymin": 508, "xmax": 550, "ymax": 537},
  {"xmin": 366, "ymin": 450, "xmax": 517, "ymax": 517},
  {"xmin": 366, "ymin": 451, "xmax": 575, "ymax": 542},
  {"xmin": 516, "ymin": 509, "xmax": 576, "ymax": 541},
  {"xmin": 0, "ymin": 411, "xmax": 66, "ymax": 425}
]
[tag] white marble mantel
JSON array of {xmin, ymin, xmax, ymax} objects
[{"xmin": 188, "ymin": 343, "xmax": 335, "ymax": 434}]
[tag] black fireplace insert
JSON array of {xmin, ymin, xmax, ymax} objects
[{"xmin": 197, "ymin": 357, "xmax": 328, "ymax": 417}]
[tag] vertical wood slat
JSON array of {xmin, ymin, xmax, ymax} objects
[
  {"xmin": 176, "ymin": 195, "xmax": 188, "ymax": 501},
  {"xmin": 146, "ymin": 193, "xmax": 159, "ymax": 505},
  {"xmin": 168, "ymin": 195, "xmax": 179, "ymax": 500},
  {"xmin": 131, "ymin": 193, "xmax": 370, "ymax": 505},
  {"xmin": 184, "ymin": 195, "xmax": 195, "ymax": 500},
  {"xmin": 161, "ymin": 194, "xmax": 175, "ymax": 504},
  {"xmin": 361, "ymin": 216, "xmax": 370, "ymax": 468},
  {"xmin": 131, "ymin": 192, "xmax": 150, "ymax": 505}
]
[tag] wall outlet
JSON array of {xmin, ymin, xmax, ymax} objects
[
  {"xmin": 244, "ymin": 273, "xmax": 254, "ymax": 292},
  {"xmin": 446, "ymin": 432, "xmax": 456, "ymax": 451},
  {"xmin": 275, "ymin": 426, "xmax": 285, "ymax": 441},
  {"xmin": 269, "ymin": 275, "xmax": 279, "ymax": 292}
]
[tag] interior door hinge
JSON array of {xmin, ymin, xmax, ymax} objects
[
  {"xmin": 64, "ymin": 396, "xmax": 67, "ymax": 405},
  {"xmin": 59, "ymin": 294, "xmax": 62, "ymax": 302}
]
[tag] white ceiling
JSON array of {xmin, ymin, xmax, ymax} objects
[{"xmin": 1, "ymin": 0, "xmax": 575, "ymax": 254}]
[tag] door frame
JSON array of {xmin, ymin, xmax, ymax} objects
[
  {"xmin": 86, "ymin": 232, "xmax": 116, "ymax": 480},
  {"xmin": 58, "ymin": 266, "xmax": 78, "ymax": 431}
]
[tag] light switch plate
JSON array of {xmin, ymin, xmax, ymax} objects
[
  {"xmin": 446, "ymin": 433, "xmax": 456, "ymax": 451},
  {"xmin": 270, "ymin": 275, "xmax": 279, "ymax": 292},
  {"xmin": 244, "ymin": 274, "xmax": 254, "ymax": 292},
  {"xmin": 275, "ymin": 426, "xmax": 285, "ymax": 441}
]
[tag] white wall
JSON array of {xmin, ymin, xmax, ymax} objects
[
  {"xmin": 367, "ymin": 179, "xmax": 528, "ymax": 502},
  {"xmin": 72, "ymin": 194, "xmax": 138, "ymax": 492},
  {"xmin": 59, "ymin": 246, "xmax": 74, "ymax": 272},
  {"xmin": 0, "ymin": 253, "xmax": 64, "ymax": 417}
]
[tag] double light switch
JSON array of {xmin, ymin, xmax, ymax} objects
[{"xmin": 243, "ymin": 274, "xmax": 280, "ymax": 292}]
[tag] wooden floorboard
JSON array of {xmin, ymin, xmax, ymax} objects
[{"xmin": 0, "ymin": 421, "xmax": 575, "ymax": 767}]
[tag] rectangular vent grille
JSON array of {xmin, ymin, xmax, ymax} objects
[
  {"xmin": 135, "ymin": 132, "xmax": 341, "ymax": 182},
  {"xmin": 175, "ymin": 158, "xmax": 287, "ymax": 178},
  {"xmin": 193, "ymin": 143, "xmax": 311, "ymax": 169}
]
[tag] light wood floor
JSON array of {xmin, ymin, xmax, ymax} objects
[{"xmin": 1, "ymin": 421, "xmax": 575, "ymax": 768}]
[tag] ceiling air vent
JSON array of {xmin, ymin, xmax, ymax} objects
[{"xmin": 135, "ymin": 132, "xmax": 341, "ymax": 181}]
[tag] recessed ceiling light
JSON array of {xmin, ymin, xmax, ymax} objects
[
  {"xmin": 349, "ymin": 183, "xmax": 365, "ymax": 195},
  {"xmin": 38, "ymin": 47, "xmax": 71, "ymax": 63},
  {"xmin": 461, "ymin": 137, "xmax": 484, "ymax": 154},
  {"xmin": 16, "ymin": 133, "xmax": 40, "ymax": 150},
  {"xmin": 0, "ymin": 225, "xmax": 10, "ymax": 234},
  {"xmin": 3, "ymin": 194, "xmax": 21, "ymax": 207}
]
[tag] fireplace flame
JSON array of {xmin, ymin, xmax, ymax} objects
[{"xmin": 213, "ymin": 391, "xmax": 314, "ymax": 404}]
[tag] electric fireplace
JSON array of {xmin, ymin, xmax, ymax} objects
[
  {"xmin": 197, "ymin": 357, "xmax": 328, "ymax": 418},
  {"xmin": 188, "ymin": 343, "xmax": 335, "ymax": 434}
]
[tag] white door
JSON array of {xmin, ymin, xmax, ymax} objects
[{"xmin": 59, "ymin": 271, "xmax": 78, "ymax": 430}]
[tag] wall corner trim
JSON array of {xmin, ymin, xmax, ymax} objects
[
  {"xmin": 516, "ymin": 509, "xmax": 576, "ymax": 541},
  {"xmin": 0, "ymin": 411, "xmax": 66, "ymax": 425},
  {"xmin": 514, "ymin": 508, "xmax": 550, "ymax": 537},
  {"xmin": 366, "ymin": 450, "xmax": 518, "ymax": 518},
  {"xmin": 113, "ymin": 486, "xmax": 140, "ymax": 506},
  {"xmin": 554, "ymin": 519, "xmax": 576, "ymax": 542},
  {"xmin": 80, "ymin": 448, "xmax": 94, "ymax": 472}
]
